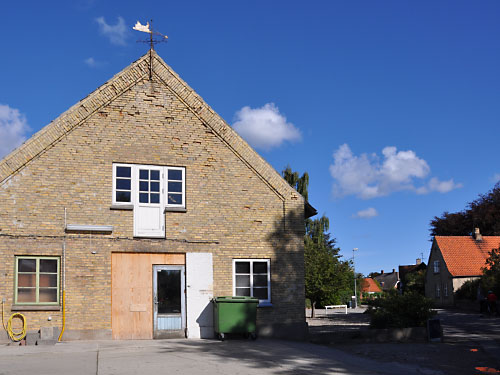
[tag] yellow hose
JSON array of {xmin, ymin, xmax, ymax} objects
[
  {"xmin": 2, "ymin": 301, "xmax": 27, "ymax": 342},
  {"xmin": 58, "ymin": 291, "xmax": 65, "ymax": 341}
]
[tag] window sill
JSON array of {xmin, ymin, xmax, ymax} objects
[
  {"xmin": 165, "ymin": 207, "xmax": 187, "ymax": 213},
  {"xmin": 258, "ymin": 302, "xmax": 273, "ymax": 308},
  {"xmin": 12, "ymin": 305, "xmax": 61, "ymax": 311},
  {"xmin": 110, "ymin": 204, "xmax": 134, "ymax": 210}
]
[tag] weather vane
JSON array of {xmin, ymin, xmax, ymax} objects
[
  {"xmin": 133, "ymin": 20, "xmax": 168, "ymax": 80},
  {"xmin": 133, "ymin": 20, "xmax": 168, "ymax": 50}
]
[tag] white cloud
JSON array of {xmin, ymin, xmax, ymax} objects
[
  {"xmin": 330, "ymin": 144, "xmax": 461, "ymax": 199},
  {"xmin": 232, "ymin": 103, "xmax": 302, "ymax": 151},
  {"xmin": 416, "ymin": 177, "xmax": 463, "ymax": 194},
  {"xmin": 95, "ymin": 16, "xmax": 127, "ymax": 46},
  {"xmin": 0, "ymin": 104, "xmax": 31, "ymax": 159},
  {"xmin": 84, "ymin": 57, "xmax": 105, "ymax": 68},
  {"xmin": 353, "ymin": 207, "xmax": 378, "ymax": 219}
]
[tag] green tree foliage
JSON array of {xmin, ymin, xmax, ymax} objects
[
  {"xmin": 304, "ymin": 215, "xmax": 353, "ymax": 317},
  {"xmin": 402, "ymin": 269, "xmax": 426, "ymax": 295},
  {"xmin": 282, "ymin": 165, "xmax": 309, "ymax": 201},
  {"xmin": 430, "ymin": 182, "xmax": 500, "ymax": 237},
  {"xmin": 455, "ymin": 248, "xmax": 500, "ymax": 299},
  {"xmin": 282, "ymin": 166, "xmax": 353, "ymax": 317},
  {"xmin": 482, "ymin": 247, "xmax": 500, "ymax": 296},
  {"xmin": 368, "ymin": 290, "xmax": 435, "ymax": 328}
]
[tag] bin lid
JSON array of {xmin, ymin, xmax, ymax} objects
[{"xmin": 214, "ymin": 296, "xmax": 259, "ymax": 303}]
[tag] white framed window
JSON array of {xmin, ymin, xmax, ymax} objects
[
  {"xmin": 233, "ymin": 259, "xmax": 271, "ymax": 305},
  {"xmin": 166, "ymin": 167, "xmax": 185, "ymax": 207},
  {"xmin": 112, "ymin": 163, "xmax": 186, "ymax": 210},
  {"xmin": 433, "ymin": 260, "xmax": 440, "ymax": 274},
  {"xmin": 112, "ymin": 164, "xmax": 133, "ymax": 207},
  {"xmin": 435, "ymin": 284, "xmax": 440, "ymax": 298}
]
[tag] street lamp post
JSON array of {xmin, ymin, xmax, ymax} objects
[{"xmin": 353, "ymin": 248, "xmax": 358, "ymax": 308}]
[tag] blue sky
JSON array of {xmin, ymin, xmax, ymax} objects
[{"xmin": 1, "ymin": 1, "xmax": 499, "ymax": 275}]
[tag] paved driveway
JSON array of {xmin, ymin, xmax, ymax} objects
[{"xmin": 0, "ymin": 338, "xmax": 441, "ymax": 375}]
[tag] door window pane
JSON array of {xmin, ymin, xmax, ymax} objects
[
  {"xmin": 150, "ymin": 193, "xmax": 160, "ymax": 204},
  {"xmin": 150, "ymin": 170, "xmax": 160, "ymax": 180},
  {"xmin": 157, "ymin": 270, "xmax": 181, "ymax": 314},
  {"xmin": 139, "ymin": 169, "xmax": 149, "ymax": 180}
]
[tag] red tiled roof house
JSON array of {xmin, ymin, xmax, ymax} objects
[
  {"xmin": 425, "ymin": 229, "xmax": 500, "ymax": 306},
  {"xmin": 361, "ymin": 278, "xmax": 382, "ymax": 300}
]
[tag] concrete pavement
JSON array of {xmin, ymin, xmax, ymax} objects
[{"xmin": 0, "ymin": 338, "xmax": 442, "ymax": 375}]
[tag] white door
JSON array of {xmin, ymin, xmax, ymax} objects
[
  {"xmin": 153, "ymin": 265, "xmax": 186, "ymax": 338},
  {"xmin": 186, "ymin": 253, "xmax": 214, "ymax": 338},
  {"xmin": 133, "ymin": 166, "xmax": 165, "ymax": 238}
]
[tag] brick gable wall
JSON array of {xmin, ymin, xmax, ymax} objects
[{"xmin": 0, "ymin": 74, "xmax": 306, "ymax": 340}]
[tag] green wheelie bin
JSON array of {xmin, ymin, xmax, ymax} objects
[{"xmin": 213, "ymin": 296, "xmax": 258, "ymax": 340}]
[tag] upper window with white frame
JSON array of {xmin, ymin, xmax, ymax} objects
[
  {"xmin": 15, "ymin": 256, "xmax": 60, "ymax": 305},
  {"xmin": 233, "ymin": 259, "xmax": 271, "ymax": 305},
  {"xmin": 433, "ymin": 260, "xmax": 440, "ymax": 273},
  {"xmin": 112, "ymin": 163, "xmax": 185, "ymax": 209}
]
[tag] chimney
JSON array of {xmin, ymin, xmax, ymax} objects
[
  {"xmin": 474, "ymin": 228, "xmax": 483, "ymax": 241},
  {"xmin": 392, "ymin": 268, "xmax": 396, "ymax": 273},
  {"xmin": 381, "ymin": 270, "xmax": 384, "ymax": 274},
  {"xmin": 416, "ymin": 258, "xmax": 422, "ymax": 265}
]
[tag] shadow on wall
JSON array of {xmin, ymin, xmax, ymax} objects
[{"xmin": 265, "ymin": 207, "xmax": 307, "ymax": 312}]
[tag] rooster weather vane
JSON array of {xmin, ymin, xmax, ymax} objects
[
  {"xmin": 133, "ymin": 20, "xmax": 168, "ymax": 50},
  {"xmin": 133, "ymin": 20, "xmax": 168, "ymax": 79}
]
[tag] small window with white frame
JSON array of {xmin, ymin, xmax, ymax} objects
[
  {"xmin": 233, "ymin": 259, "xmax": 271, "ymax": 305},
  {"xmin": 433, "ymin": 260, "xmax": 440, "ymax": 273}
]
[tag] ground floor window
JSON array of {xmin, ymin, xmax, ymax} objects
[
  {"xmin": 443, "ymin": 283, "xmax": 449, "ymax": 297},
  {"xmin": 435, "ymin": 283, "xmax": 441, "ymax": 298},
  {"xmin": 15, "ymin": 256, "xmax": 60, "ymax": 305},
  {"xmin": 233, "ymin": 259, "xmax": 271, "ymax": 304}
]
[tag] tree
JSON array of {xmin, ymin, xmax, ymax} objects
[
  {"xmin": 482, "ymin": 247, "xmax": 500, "ymax": 296},
  {"xmin": 282, "ymin": 166, "xmax": 353, "ymax": 317},
  {"xmin": 430, "ymin": 182, "xmax": 500, "ymax": 237},
  {"xmin": 282, "ymin": 165, "xmax": 309, "ymax": 201}
]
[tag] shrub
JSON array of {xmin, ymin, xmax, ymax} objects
[
  {"xmin": 455, "ymin": 279, "xmax": 481, "ymax": 300},
  {"xmin": 367, "ymin": 290, "xmax": 435, "ymax": 328}
]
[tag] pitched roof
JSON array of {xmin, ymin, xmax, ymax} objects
[
  {"xmin": 435, "ymin": 236, "xmax": 500, "ymax": 277},
  {"xmin": 361, "ymin": 278, "xmax": 382, "ymax": 293},
  {"xmin": 0, "ymin": 51, "xmax": 311, "ymax": 213},
  {"xmin": 374, "ymin": 271, "xmax": 399, "ymax": 290}
]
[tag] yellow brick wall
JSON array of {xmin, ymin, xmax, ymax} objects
[{"xmin": 0, "ymin": 76, "xmax": 305, "ymax": 339}]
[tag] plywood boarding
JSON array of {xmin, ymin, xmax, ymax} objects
[{"xmin": 111, "ymin": 253, "xmax": 185, "ymax": 340}]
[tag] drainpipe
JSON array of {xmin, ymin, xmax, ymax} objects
[{"xmin": 58, "ymin": 209, "xmax": 67, "ymax": 341}]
